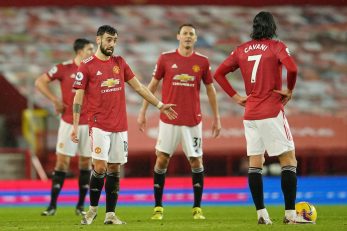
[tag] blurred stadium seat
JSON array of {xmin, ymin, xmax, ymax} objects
[{"xmin": 0, "ymin": 5, "xmax": 346, "ymax": 117}]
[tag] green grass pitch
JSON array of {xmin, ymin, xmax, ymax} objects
[{"xmin": 0, "ymin": 205, "xmax": 346, "ymax": 230}]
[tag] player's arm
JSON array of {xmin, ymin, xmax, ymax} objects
[
  {"xmin": 205, "ymin": 83, "xmax": 221, "ymax": 138},
  {"xmin": 137, "ymin": 77, "xmax": 160, "ymax": 132},
  {"xmin": 127, "ymin": 77, "xmax": 177, "ymax": 121},
  {"xmin": 214, "ymin": 64, "xmax": 247, "ymax": 107},
  {"xmin": 273, "ymin": 56, "xmax": 298, "ymax": 106},
  {"xmin": 35, "ymin": 73, "xmax": 64, "ymax": 114},
  {"xmin": 71, "ymin": 89, "xmax": 84, "ymax": 143}
]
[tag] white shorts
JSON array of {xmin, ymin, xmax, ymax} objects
[
  {"xmin": 156, "ymin": 120, "xmax": 203, "ymax": 158},
  {"xmin": 90, "ymin": 127, "xmax": 128, "ymax": 164},
  {"xmin": 243, "ymin": 111, "xmax": 295, "ymax": 157},
  {"xmin": 56, "ymin": 119, "xmax": 91, "ymax": 157}
]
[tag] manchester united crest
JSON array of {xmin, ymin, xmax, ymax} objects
[
  {"xmin": 94, "ymin": 147, "xmax": 102, "ymax": 154},
  {"xmin": 113, "ymin": 65, "xmax": 120, "ymax": 74},
  {"xmin": 192, "ymin": 65, "xmax": 200, "ymax": 73}
]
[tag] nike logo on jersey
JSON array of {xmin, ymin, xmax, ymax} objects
[
  {"xmin": 171, "ymin": 64, "xmax": 178, "ymax": 68},
  {"xmin": 96, "ymin": 70, "xmax": 103, "ymax": 76}
]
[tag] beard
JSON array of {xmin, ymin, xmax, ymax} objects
[{"xmin": 100, "ymin": 42, "xmax": 114, "ymax": 56}]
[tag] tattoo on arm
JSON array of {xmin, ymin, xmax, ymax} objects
[{"xmin": 73, "ymin": 104, "xmax": 81, "ymax": 113}]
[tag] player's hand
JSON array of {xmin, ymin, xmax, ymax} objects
[
  {"xmin": 232, "ymin": 94, "xmax": 247, "ymax": 107},
  {"xmin": 70, "ymin": 126, "xmax": 79, "ymax": 143},
  {"xmin": 160, "ymin": 104, "xmax": 178, "ymax": 120},
  {"xmin": 212, "ymin": 117, "xmax": 221, "ymax": 138},
  {"xmin": 274, "ymin": 89, "xmax": 292, "ymax": 106},
  {"xmin": 137, "ymin": 112, "xmax": 147, "ymax": 132},
  {"xmin": 53, "ymin": 99, "xmax": 65, "ymax": 114}
]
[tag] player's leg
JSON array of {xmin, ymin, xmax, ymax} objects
[
  {"xmin": 76, "ymin": 124, "xmax": 92, "ymax": 215},
  {"xmin": 151, "ymin": 121, "xmax": 179, "ymax": 219},
  {"xmin": 103, "ymin": 131, "xmax": 128, "ymax": 225},
  {"xmin": 182, "ymin": 122, "xmax": 205, "ymax": 219},
  {"xmin": 248, "ymin": 155, "xmax": 271, "ymax": 224},
  {"xmin": 42, "ymin": 119, "xmax": 74, "ymax": 216},
  {"xmin": 42, "ymin": 153, "xmax": 71, "ymax": 216},
  {"xmin": 76, "ymin": 156, "xmax": 91, "ymax": 215},
  {"xmin": 189, "ymin": 157, "xmax": 205, "ymax": 219},
  {"xmin": 81, "ymin": 159, "xmax": 106, "ymax": 225},
  {"xmin": 151, "ymin": 151, "xmax": 170, "ymax": 219},
  {"xmin": 262, "ymin": 111, "xmax": 302, "ymax": 224},
  {"xmin": 279, "ymin": 155, "xmax": 311, "ymax": 224},
  {"xmin": 42, "ymin": 119, "xmax": 77, "ymax": 216},
  {"xmin": 278, "ymin": 150, "xmax": 303, "ymax": 223},
  {"xmin": 244, "ymin": 119, "xmax": 271, "ymax": 224},
  {"xmin": 81, "ymin": 127, "xmax": 109, "ymax": 225},
  {"xmin": 154, "ymin": 151, "xmax": 170, "ymax": 207}
]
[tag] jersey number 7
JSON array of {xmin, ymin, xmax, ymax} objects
[{"xmin": 247, "ymin": 54, "xmax": 262, "ymax": 83}]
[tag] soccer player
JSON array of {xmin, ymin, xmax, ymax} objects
[
  {"xmin": 214, "ymin": 11, "xmax": 312, "ymax": 224},
  {"xmin": 71, "ymin": 25, "xmax": 177, "ymax": 225},
  {"xmin": 137, "ymin": 24, "xmax": 221, "ymax": 220},
  {"xmin": 35, "ymin": 38, "xmax": 94, "ymax": 216}
]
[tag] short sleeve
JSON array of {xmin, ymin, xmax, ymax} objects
[
  {"xmin": 202, "ymin": 58, "xmax": 213, "ymax": 84},
  {"xmin": 276, "ymin": 41, "xmax": 291, "ymax": 63},
  {"xmin": 121, "ymin": 57, "xmax": 135, "ymax": 82},
  {"xmin": 152, "ymin": 55, "xmax": 165, "ymax": 80},
  {"xmin": 46, "ymin": 64, "xmax": 61, "ymax": 81},
  {"xmin": 73, "ymin": 62, "xmax": 89, "ymax": 90},
  {"xmin": 222, "ymin": 48, "xmax": 240, "ymax": 72}
]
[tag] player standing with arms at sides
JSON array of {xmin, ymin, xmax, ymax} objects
[
  {"xmin": 71, "ymin": 25, "xmax": 177, "ymax": 225},
  {"xmin": 35, "ymin": 38, "xmax": 94, "ymax": 216},
  {"xmin": 214, "ymin": 12, "xmax": 313, "ymax": 224},
  {"xmin": 137, "ymin": 24, "xmax": 221, "ymax": 220}
]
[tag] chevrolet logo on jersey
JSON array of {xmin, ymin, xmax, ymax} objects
[
  {"xmin": 173, "ymin": 74, "xmax": 195, "ymax": 82},
  {"xmin": 101, "ymin": 78, "xmax": 120, "ymax": 88}
]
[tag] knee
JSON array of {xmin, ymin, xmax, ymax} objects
[
  {"xmin": 189, "ymin": 157, "xmax": 203, "ymax": 169},
  {"xmin": 107, "ymin": 163, "xmax": 120, "ymax": 173},
  {"xmin": 286, "ymin": 157, "xmax": 297, "ymax": 167},
  {"xmin": 248, "ymin": 155, "xmax": 264, "ymax": 169},
  {"xmin": 155, "ymin": 152, "xmax": 170, "ymax": 169},
  {"xmin": 79, "ymin": 157, "xmax": 91, "ymax": 170},
  {"xmin": 93, "ymin": 161, "xmax": 107, "ymax": 174},
  {"xmin": 55, "ymin": 158, "xmax": 70, "ymax": 172},
  {"xmin": 279, "ymin": 151, "xmax": 297, "ymax": 167}
]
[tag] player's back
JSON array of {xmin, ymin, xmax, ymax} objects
[{"xmin": 236, "ymin": 39, "xmax": 288, "ymax": 120}]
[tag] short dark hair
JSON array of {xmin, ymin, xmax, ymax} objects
[
  {"xmin": 73, "ymin": 38, "xmax": 92, "ymax": 53},
  {"xmin": 250, "ymin": 11, "xmax": 277, "ymax": 40},
  {"xmin": 177, "ymin": 24, "xmax": 196, "ymax": 34},
  {"xmin": 97, "ymin": 25, "xmax": 118, "ymax": 37}
]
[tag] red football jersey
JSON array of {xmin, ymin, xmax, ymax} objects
[
  {"xmin": 47, "ymin": 60, "xmax": 88, "ymax": 124},
  {"xmin": 153, "ymin": 50, "xmax": 213, "ymax": 126},
  {"xmin": 220, "ymin": 39, "xmax": 292, "ymax": 120},
  {"xmin": 73, "ymin": 55, "xmax": 135, "ymax": 132}
]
